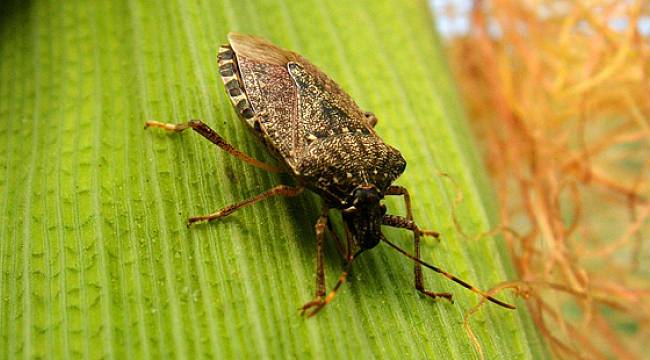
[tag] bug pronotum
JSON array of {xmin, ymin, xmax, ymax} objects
[{"xmin": 145, "ymin": 32, "xmax": 515, "ymax": 316}]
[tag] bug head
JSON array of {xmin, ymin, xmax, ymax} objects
[{"xmin": 342, "ymin": 185, "xmax": 387, "ymax": 250}]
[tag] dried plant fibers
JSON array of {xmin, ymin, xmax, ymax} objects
[{"xmin": 441, "ymin": 0, "xmax": 649, "ymax": 358}]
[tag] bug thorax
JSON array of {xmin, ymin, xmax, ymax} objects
[{"xmin": 342, "ymin": 185, "xmax": 387, "ymax": 250}]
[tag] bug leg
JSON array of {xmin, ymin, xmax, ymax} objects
[
  {"xmin": 385, "ymin": 185, "xmax": 439, "ymax": 238},
  {"xmin": 145, "ymin": 119, "xmax": 284, "ymax": 173},
  {"xmin": 382, "ymin": 215, "xmax": 439, "ymax": 239},
  {"xmin": 404, "ymin": 219, "xmax": 453, "ymax": 301},
  {"xmin": 300, "ymin": 206, "xmax": 329, "ymax": 316},
  {"xmin": 383, "ymin": 186, "xmax": 452, "ymax": 302},
  {"xmin": 314, "ymin": 207, "xmax": 329, "ymax": 298},
  {"xmin": 301, "ymin": 209, "xmax": 360, "ymax": 317},
  {"xmin": 382, "ymin": 215, "xmax": 451, "ymax": 301},
  {"xmin": 363, "ymin": 111, "xmax": 378, "ymax": 128},
  {"xmin": 301, "ymin": 250, "xmax": 358, "ymax": 317},
  {"xmin": 187, "ymin": 185, "xmax": 303, "ymax": 226}
]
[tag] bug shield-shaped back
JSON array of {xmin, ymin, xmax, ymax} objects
[{"xmin": 342, "ymin": 185, "xmax": 387, "ymax": 251}]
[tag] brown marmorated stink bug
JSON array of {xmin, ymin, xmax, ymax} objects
[{"xmin": 145, "ymin": 32, "xmax": 515, "ymax": 316}]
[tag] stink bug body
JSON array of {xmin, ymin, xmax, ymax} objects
[{"xmin": 145, "ymin": 32, "xmax": 515, "ymax": 316}]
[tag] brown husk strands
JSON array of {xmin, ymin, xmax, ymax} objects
[{"xmin": 440, "ymin": 0, "xmax": 650, "ymax": 359}]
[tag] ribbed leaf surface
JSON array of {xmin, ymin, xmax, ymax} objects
[{"xmin": 0, "ymin": 0, "xmax": 546, "ymax": 358}]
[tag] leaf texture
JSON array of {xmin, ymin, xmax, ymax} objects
[{"xmin": 0, "ymin": 0, "xmax": 547, "ymax": 358}]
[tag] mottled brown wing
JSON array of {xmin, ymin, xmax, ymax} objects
[
  {"xmin": 228, "ymin": 33, "xmax": 404, "ymax": 205},
  {"xmin": 228, "ymin": 33, "xmax": 374, "ymax": 159},
  {"xmin": 228, "ymin": 32, "xmax": 303, "ymax": 166},
  {"xmin": 285, "ymin": 61, "xmax": 406, "ymax": 204},
  {"xmin": 228, "ymin": 32, "xmax": 298, "ymax": 66}
]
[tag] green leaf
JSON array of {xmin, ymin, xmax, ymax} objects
[{"xmin": 0, "ymin": 0, "xmax": 547, "ymax": 358}]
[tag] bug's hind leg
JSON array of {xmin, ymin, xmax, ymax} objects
[
  {"xmin": 383, "ymin": 185, "xmax": 453, "ymax": 302},
  {"xmin": 187, "ymin": 185, "xmax": 303, "ymax": 226},
  {"xmin": 145, "ymin": 119, "xmax": 283, "ymax": 173}
]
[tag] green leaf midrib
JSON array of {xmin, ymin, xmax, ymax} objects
[{"xmin": 0, "ymin": 0, "xmax": 547, "ymax": 359}]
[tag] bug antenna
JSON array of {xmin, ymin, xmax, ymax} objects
[{"xmin": 380, "ymin": 235, "xmax": 516, "ymax": 310}]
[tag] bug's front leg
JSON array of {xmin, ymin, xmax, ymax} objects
[
  {"xmin": 381, "ymin": 215, "xmax": 439, "ymax": 239},
  {"xmin": 300, "ymin": 206, "xmax": 329, "ymax": 316},
  {"xmin": 145, "ymin": 119, "xmax": 284, "ymax": 173},
  {"xmin": 384, "ymin": 186, "xmax": 452, "ymax": 302},
  {"xmin": 385, "ymin": 185, "xmax": 439, "ymax": 238}
]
